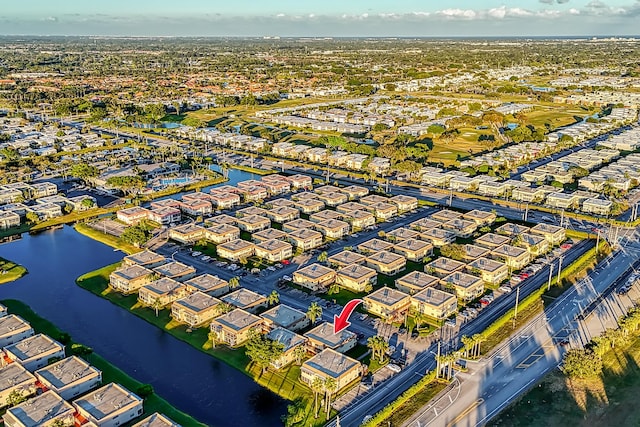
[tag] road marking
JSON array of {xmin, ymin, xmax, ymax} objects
[{"xmin": 446, "ymin": 398, "xmax": 484, "ymax": 427}]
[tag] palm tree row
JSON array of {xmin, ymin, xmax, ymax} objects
[
  {"xmin": 460, "ymin": 334, "xmax": 486, "ymax": 359},
  {"xmin": 310, "ymin": 376, "xmax": 338, "ymax": 419}
]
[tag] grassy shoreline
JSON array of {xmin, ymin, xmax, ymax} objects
[
  {"xmin": 0, "ymin": 299, "xmax": 206, "ymax": 427},
  {"xmin": 76, "ymin": 263, "xmax": 329, "ymax": 426},
  {"xmin": 74, "ymin": 223, "xmax": 141, "ymax": 255},
  {"xmin": 0, "ymin": 257, "xmax": 28, "ymax": 284}
]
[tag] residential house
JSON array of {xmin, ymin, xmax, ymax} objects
[
  {"xmin": 267, "ymin": 328, "xmax": 307, "ymax": 369},
  {"xmin": 327, "ymin": 250, "xmax": 366, "ymax": 268},
  {"xmin": 518, "ymin": 233, "xmax": 550, "ymax": 256},
  {"xmin": 300, "ymin": 349, "xmax": 362, "ymax": 393},
  {"xmin": 442, "ymin": 219, "xmax": 477, "ymax": 238},
  {"xmin": 346, "ymin": 210, "xmax": 376, "ymax": 229},
  {"xmin": 265, "ymin": 206, "xmax": 299, "ymax": 223},
  {"xmin": 546, "ymin": 192, "xmax": 580, "ymax": 210},
  {"xmin": 304, "ymin": 322, "xmax": 357, "ymax": 354},
  {"xmin": 255, "ymin": 239, "xmax": 293, "ymax": 262},
  {"xmin": 236, "ymin": 215, "xmax": 271, "ymax": 233},
  {"xmin": 420, "ymin": 228, "xmax": 456, "ymax": 247},
  {"xmin": 138, "ymin": 277, "xmax": 191, "ymax": 308},
  {"xmin": 316, "ymin": 192, "xmax": 349, "ymax": 207},
  {"xmin": 309, "ymin": 209, "xmax": 344, "ymax": 223},
  {"xmin": 210, "ymin": 309, "xmax": 263, "ymax": 347},
  {"xmin": 359, "ymin": 195, "xmax": 388, "ymax": 206},
  {"xmin": 491, "ymin": 245, "xmax": 531, "ymax": 270},
  {"xmin": 252, "ymin": 228, "xmax": 288, "ymax": 243},
  {"xmin": 132, "ymin": 413, "xmax": 181, "ymax": 427},
  {"xmin": 340, "ymin": 185, "xmax": 369, "ymax": 200},
  {"xmin": 216, "ymin": 239, "xmax": 255, "ymax": 262},
  {"xmin": 467, "ymin": 257, "xmax": 509, "ymax": 285},
  {"xmin": 386, "ymin": 227, "xmax": 422, "ymax": 242},
  {"xmin": 239, "ymin": 186, "xmax": 268, "ymax": 202},
  {"xmin": 109, "ymin": 264, "xmax": 153, "ymax": 294},
  {"xmin": 34, "ymin": 356, "xmax": 102, "ymax": 400},
  {"xmin": 293, "ymin": 198, "xmax": 325, "ymax": 214},
  {"xmin": 461, "ymin": 244, "xmax": 491, "ymax": 262},
  {"xmin": 205, "ymin": 223, "xmax": 240, "ymax": 244},
  {"xmin": 395, "ymin": 271, "xmax": 439, "ymax": 295},
  {"xmin": 116, "ymin": 207, "xmax": 150, "ymax": 225},
  {"xmin": 441, "ymin": 272, "xmax": 485, "ymax": 301},
  {"xmin": 209, "ymin": 191, "xmax": 241, "ymax": 210},
  {"xmin": 150, "ymin": 199, "xmax": 181, "ymax": 210},
  {"xmin": 371, "ymin": 202, "xmax": 398, "ymax": 220},
  {"xmin": 293, "ymin": 263, "xmax": 336, "ymax": 291},
  {"xmin": 3, "ymin": 334, "xmax": 65, "ymax": 372},
  {"xmin": 122, "ymin": 250, "xmax": 166, "ymax": 269},
  {"xmin": 410, "ymin": 288, "xmax": 458, "ymax": 320},
  {"xmin": 430, "ymin": 209, "xmax": 463, "ymax": 223},
  {"xmin": 314, "ymin": 219, "xmax": 350, "ymax": 239},
  {"xmin": 0, "ymin": 363, "xmax": 36, "ymax": 407},
  {"xmin": 153, "ymin": 261, "xmax": 197, "ymax": 282},
  {"xmin": 462, "ymin": 210, "xmax": 496, "ymax": 226},
  {"xmin": 314, "ymin": 185, "xmax": 342, "ymax": 195},
  {"xmin": 222, "ymin": 289, "xmax": 268, "ymax": 313},
  {"xmin": 336, "ymin": 264, "xmax": 378, "ymax": 292},
  {"xmin": 529, "ymin": 223, "xmax": 566, "ymax": 245},
  {"xmin": 0, "ymin": 315, "xmax": 34, "ymax": 348},
  {"xmin": 582, "ymin": 198, "xmax": 613, "ymax": 216},
  {"xmin": 357, "ymin": 238, "xmax": 394, "ymax": 254},
  {"xmin": 184, "ymin": 274, "xmax": 229, "ymax": 297},
  {"xmin": 179, "ymin": 199, "xmax": 212, "ymax": 216},
  {"xmin": 148, "ymin": 207, "xmax": 181, "ymax": 225},
  {"xmin": 261, "ymin": 304, "xmax": 310, "ymax": 332},
  {"xmin": 365, "ymin": 251, "xmax": 406, "ymax": 275},
  {"xmin": 336, "ymin": 202, "xmax": 370, "ymax": 214},
  {"xmin": 425, "ymin": 257, "xmax": 465, "ymax": 278},
  {"xmin": 389, "ymin": 195, "xmax": 418, "ymax": 212},
  {"xmin": 285, "ymin": 174, "xmax": 313, "ymax": 189},
  {"xmin": 409, "ymin": 218, "xmax": 442, "ymax": 232},
  {"xmin": 0, "ymin": 211, "xmax": 20, "ymax": 230},
  {"xmin": 393, "ymin": 239, "xmax": 433, "ymax": 262},
  {"xmin": 363, "ymin": 287, "xmax": 411, "ymax": 322},
  {"xmin": 171, "ymin": 292, "xmax": 222, "ymax": 327},
  {"xmin": 3, "ymin": 391, "xmax": 75, "ymax": 427},
  {"xmin": 511, "ymin": 186, "xmax": 547, "ymax": 203},
  {"xmin": 168, "ymin": 223, "xmax": 206, "ymax": 244},
  {"xmin": 287, "ymin": 229, "xmax": 324, "ymax": 251},
  {"xmin": 282, "ymin": 219, "xmax": 316, "ymax": 233},
  {"xmin": 495, "ymin": 223, "xmax": 531, "ymax": 237},
  {"xmin": 237, "ymin": 206, "xmax": 268, "ymax": 217},
  {"xmin": 474, "ymin": 233, "xmax": 511, "ymax": 249},
  {"xmin": 208, "ymin": 214, "xmax": 237, "ymax": 226},
  {"xmin": 72, "ymin": 383, "xmax": 144, "ymax": 427}
]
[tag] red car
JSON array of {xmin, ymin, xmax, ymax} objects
[{"xmin": 282, "ymin": 259, "xmax": 291, "ymax": 265}]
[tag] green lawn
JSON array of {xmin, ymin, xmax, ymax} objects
[
  {"xmin": 74, "ymin": 223, "xmax": 141, "ymax": 255},
  {"xmin": 0, "ymin": 299, "xmax": 206, "ymax": 426},
  {"xmin": 0, "ymin": 257, "xmax": 27, "ymax": 284},
  {"xmin": 76, "ymin": 264, "xmax": 334, "ymax": 426}
]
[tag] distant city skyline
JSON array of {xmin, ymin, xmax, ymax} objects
[{"xmin": 2, "ymin": 0, "xmax": 640, "ymax": 37}]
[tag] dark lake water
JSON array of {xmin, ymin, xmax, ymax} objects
[{"xmin": 0, "ymin": 226, "xmax": 287, "ymax": 426}]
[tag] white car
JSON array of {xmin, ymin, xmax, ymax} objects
[
  {"xmin": 499, "ymin": 286, "xmax": 512, "ymax": 293},
  {"xmin": 201, "ymin": 255, "xmax": 211, "ymax": 261},
  {"xmin": 387, "ymin": 363, "xmax": 402, "ymax": 373},
  {"xmin": 191, "ymin": 251, "xmax": 202, "ymax": 257}
]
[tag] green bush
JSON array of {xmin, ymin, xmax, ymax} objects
[{"xmin": 136, "ymin": 384, "xmax": 154, "ymax": 398}]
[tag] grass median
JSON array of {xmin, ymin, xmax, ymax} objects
[
  {"xmin": 76, "ymin": 263, "xmax": 331, "ymax": 426},
  {"xmin": 0, "ymin": 299, "xmax": 207, "ymax": 426}
]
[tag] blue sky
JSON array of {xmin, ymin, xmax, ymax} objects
[{"xmin": 2, "ymin": 0, "xmax": 640, "ymax": 36}]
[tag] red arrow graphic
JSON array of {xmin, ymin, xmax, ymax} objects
[{"xmin": 333, "ymin": 299, "xmax": 363, "ymax": 335}]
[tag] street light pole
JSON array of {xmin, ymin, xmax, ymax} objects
[
  {"xmin": 513, "ymin": 286, "xmax": 521, "ymax": 328},
  {"xmin": 557, "ymin": 255, "xmax": 563, "ymax": 283},
  {"xmin": 547, "ymin": 263, "xmax": 555, "ymax": 291}
]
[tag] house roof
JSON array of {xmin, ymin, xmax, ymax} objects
[{"xmin": 74, "ymin": 383, "xmax": 142, "ymax": 421}]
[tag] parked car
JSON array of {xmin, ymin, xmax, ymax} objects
[
  {"xmin": 191, "ymin": 251, "xmax": 202, "ymax": 257},
  {"xmin": 387, "ymin": 363, "xmax": 402, "ymax": 373}
]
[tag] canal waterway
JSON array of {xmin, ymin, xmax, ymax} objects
[{"xmin": 0, "ymin": 226, "xmax": 287, "ymax": 426}]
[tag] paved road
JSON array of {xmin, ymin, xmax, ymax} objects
[{"xmin": 402, "ymin": 237, "xmax": 640, "ymax": 427}]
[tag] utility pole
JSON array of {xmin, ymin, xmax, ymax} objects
[
  {"xmin": 524, "ymin": 204, "xmax": 529, "ymax": 221},
  {"xmin": 547, "ymin": 263, "xmax": 555, "ymax": 291},
  {"xmin": 449, "ymin": 188, "xmax": 453, "ymax": 207},
  {"xmin": 557, "ymin": 255, "xmax": 563, "ymax": 283},
  {"xmin": 596, "ymin": 229, "xmax": 600, "ymax": 254},
  {"xmin": 436, "ymin": 340, "xmax": 441, "ymax": 377},
  {"xmin": 513, "ymin": 286, "xmax": 521, "ymax": 328}
]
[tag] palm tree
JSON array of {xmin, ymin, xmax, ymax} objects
[
  {"xmin": 293, "ymin": 345, "xmax": 307, "ymax": 365},
  {"xmin": 367, "ymin": 336, "xmax": 389, "ymax": 363},
  {"xmin": 307, "ymin": 302, "xmax": 323, "ymax": 325},
  {"xmin": 473, "ymin": 334, "xmax": 485, "ymax": 358},
  {"xmin": 317, "ymin": 251, "xmax": 328, "ymax": 264},
  {"xmin": 324, "ymin": 377, "xmax": 337, "ymax": 419},
  {"xmin": 328, "ymin": 283, "xmax": 341, "ymax": 295},
  {"xmin": 151, "ymin": 297, "xmax": 163, "ymax": 317},
  {"xmin": 311, "ymin": 377, "xmax": 324, "ymax": 419},
  {"xmin": 461, "ymin": 335, "xmax": 473, "ymax": 359},
  {"xmin": 267, "ymin": 290, "xmax": 280, "ymax": 306},
  {"xmin": 228, "ymin": 276, "xmax": 240, "ymax": 290}
]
